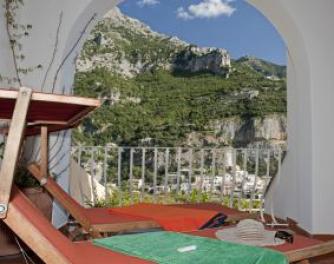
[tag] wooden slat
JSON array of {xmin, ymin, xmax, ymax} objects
[
  {"xmin": 0, "ymin": 88, "xmax": 100, "ymax": 107},
  {"xmin": 27, "ymin": 163, "xmax": 162, "ymax": 238},
  {"xmin": 3, "ymin": 198, "xmax": 70, "ymax": 264},
  {"xmin": 0, "ymin": 88, "xmax": 101, "ymax": 136},
  {"xmin": 67, "ymin": 106, "xmax": 96, "ymax": 127},
  {"xmin": 0, "ymin": 87, "xmax": 32, "ymax": 218},
  {"xmin": 27, "ymin": 163, "xmax": 92, "ymax": 232},
  {"xmin": 40, "ymin": 126, "xmax": 48, "ymax": 179},
  {"xmin": 91, "ymin": 220, "xmax": 161, "ymax": 233},
  {"xmin": 285, "ymin": 240, "xmax": 334, "ymax": 263}
]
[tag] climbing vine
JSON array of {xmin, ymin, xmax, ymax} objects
[
  {"xmin": 2, "ymin": 0, "xmax": 42, "ymax": 86},
  {"xmin": 2, "ymin": 1, "xmax": 99, "ymax": 177}
]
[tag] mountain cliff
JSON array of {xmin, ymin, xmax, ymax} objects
[
  {"xmin": 77, "ymin": 8, "xmax": 231, "ymax": 77},
  {"xmin": 74, "ymin": 8, "xmax": 287, "ymax": 148}
]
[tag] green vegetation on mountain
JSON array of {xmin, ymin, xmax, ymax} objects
[
  {"xmin": 74, "ymin": 64, "xmax": 286, "ymax": 147},
  {"xmin": 73, "ymin": 8, "xmax": 287, "ymax": 148},
  {"xmin": 236, "ymin": 56, "xmax": 286, "ymax": 79}
]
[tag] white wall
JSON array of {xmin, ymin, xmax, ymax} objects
[
  {"xmin": 0, "ymin": 0, "xmax": 119, "ymax": 227},
  {"xmin": 250, "ymin": 0, "xmax": 334, "ymax": 234},
  {"xmin": 1, "ymin": 0, "xmax": 334, "ymax": 234}
]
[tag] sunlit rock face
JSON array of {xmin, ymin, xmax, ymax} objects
[
  {"xmin": 186, "ymin": 114, "xmax": 287, "ymax": 148},
  {"xmin": 173, "ymin": 46, "xmax": 231, "ymax": 75},
  {"xmin": 76, "ymin": 7, "xmax": 231, "ymax": 77}
]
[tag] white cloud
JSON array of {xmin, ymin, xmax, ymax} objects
[
  {"xmin": 177, "ymin": 7, "xmax": 194, "ymax": 21},
  {"xmin": 177, "ymin": 0, "xmax": 236, "ymax": 20},
  {"xmin": 137, "ymin": 0, "xmax": 160, "ymax": 7}
]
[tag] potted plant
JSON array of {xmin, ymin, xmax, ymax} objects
[{"xmin": 15, "ymin": 165, "xmax": 53, "ymax": 221}]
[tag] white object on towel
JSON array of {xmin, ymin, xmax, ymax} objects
[{"xmin": 177, "ymin": 245, "xmax": 197, "ymax": 253}]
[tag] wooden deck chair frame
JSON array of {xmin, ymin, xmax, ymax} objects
[
  {"xmin": 4, "ymin": 188, "xmax": 334, "ymax": 264},
  {"xmin": 0, "ymin": 87, "xmax": 32, "ymax": 218},
  {"xmin": 0, "ymin": 87, "xmax": 101, "ymax": 218},
  {"xmin": 3, "ymin": 186, "xmax": 153, "ymax": 264},
  {"xmin": 27, "ymin": 163, "xmax": 161, "ymax": 238}
]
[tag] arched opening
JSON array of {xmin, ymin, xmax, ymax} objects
[
  {"xmin": 0, "ymin": 0, "xmax": 317, "ymax": 234},
  {"xmin": 68, "ymin": 0, "xmax": 308, "ymax": 227}
]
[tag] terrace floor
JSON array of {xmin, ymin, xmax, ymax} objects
[
  {"xmin": 0, "ymin": 241, "xmax": 333, "ymax": 264},
  {"xmin": 0, "ymin": 254, "xmax": 333, "ymax": 263}
]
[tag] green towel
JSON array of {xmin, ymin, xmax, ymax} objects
[{"xmin": 93, "ymin": 231, "xmax": 288, "ymax": 264}]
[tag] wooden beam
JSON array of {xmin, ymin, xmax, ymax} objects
[
  {"xmin": 67, "ymin": 106, "xmax": 96, "ymax": 127},
  {"xmin": 3, "ymin": 195, "xmax": 70, "ymax": 264},
  {"xmin": 0, "ymin": 87, "xmax": 32, "ymax": 219},
  {"xmin": 0, "ymin": 88, "xmax": 100, "ymax": 107},
  {"xmin": 91, "ymin": 221, "xmax": 161, "ymax": 234},
  {"xmin": 27, "ymin": 163, "xmax": 92, "ymax": 231},
  {"xmin": 286, "ymin": 240, "xmax": 334, "ymax": 263},
  {"xmin": 40, "ymin": 126, "xmax": 48, "ymax": 179}
]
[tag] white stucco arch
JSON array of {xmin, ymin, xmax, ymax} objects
[{"xmin": 1, "ymin": 0, "xmax": 334, "ymax": 234}]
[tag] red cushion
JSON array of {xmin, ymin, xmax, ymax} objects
[
  {"xmin": 110, "ymin": 203, "xmax": 220, "ymax": 232},
  {"xmin": 85, "ymin": 208, "xmax": 154, "ymax": 225},
  {"xmin": 172, "ymin": 203, "xmax": 250, "ymax": 216}
]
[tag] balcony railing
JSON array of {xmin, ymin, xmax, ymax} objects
[{"xmin": 71, "ymin": 145, "xmax": 285, "ymax": 213}]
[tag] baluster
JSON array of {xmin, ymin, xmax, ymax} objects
[
  {"xmin": 117, "ymin": 147, "xmax": 123, "ymax": 206},
  {"xmin": 240, "ymin": 149, "xmax": 248, "ymax": 210},
  {"xmin": 199, "ymin": 149, "xmax": 205, "ymax": 194},
  {"xmin": 141, "ymin": 148, "xmax": 146, "ymax": 202},
  {"xmin": 176, "ymin": 147, "xmax": 181, "ymax": 194},
  {"xmin": 229, "ymin": 148, "xmax": 237, "ymax": 208},
  {"xmin": 103, "ymin": 146, "xmax": 109, "ymax": 200},
  {"xmin": 153, "ymin": 148, "xmax": 158, "ymax": 203},
  {"xmin": 188, "ymin": 148, "xmax": 193, "ymax": 193},
  {"xmin": 250, "ymin": 145, "xmax": 259, "ymax": 212},
  {"xmin": 266, "ymin": 149, "xmax": 270, "ymax": 178},
  {"xmin": 211, "ymin": 149, "xmax": 216, "ymax": 193},
  {"xmin": 270, "ymin": 149, "xmax": 282, "ymax": 225},
  {"xmin": 164, "ymin": 148, "xmax": 170, "ymax": 200},
  {"xmin": 78, "ymin": 146, "xmax": 82, "ymax": 166},
  {"xmin": 90, "ymin": 148, "xmax": 97, "ymax": 206},
  {"xmin": 259, "ymin": 148, "xmax": 271, "ymax": 222},
  {"xmin": 77, "ymin": 146, "xmax": 85, "ymax": 204},
  {"xmin": 220, "ymin": 149, "xmax": 226, "ymax": 203},
  {"xmin": 129, "ymin": 148, "xmax": 134, "ymax": 204}
]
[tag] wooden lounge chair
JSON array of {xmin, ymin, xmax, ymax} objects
[
  {"xmin": 4, "ymin": 186, "xmax": 152, "ymax": 264},
  {"xmin": 5, "ymin": 187, "xmax": 334, "ymax": 264},
  {"xmin": 28, "ymin": 163, "xmax": 258, "ymax": 234},
  {"xmin": 0, "ymin": 87, "xmax": 102, "ymax": 220},
  {"xmin": 0, "ymin": 87, "xmax": 161, "ymax": 238},
  {"xmin": 28, "ymin": 162, "xmax": 161, "ymax": 237},
  {"xmin": 6, "ymin": 186, "xmax": 334, "ymax": 264}
]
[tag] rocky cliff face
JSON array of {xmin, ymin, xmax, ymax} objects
[
  {"xmin": 187, "ymin": 114, "xmax": 287, "ymax": 148},
  {"xmin": 76, "ymin": 8, "xmax": 231, "ymax": 78},
  {"xmin": 174, "ymin": 46, "xmax": 230, "ymax": 75}
]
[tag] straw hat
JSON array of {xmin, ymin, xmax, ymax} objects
[{"xmin": 215, "ymin": 219, "xmax": 285, "ymax": 247}]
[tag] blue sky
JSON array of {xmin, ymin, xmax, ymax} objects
[{"xmin": 119, "ymin": 0, "xmax": 286, "ymax": 65}]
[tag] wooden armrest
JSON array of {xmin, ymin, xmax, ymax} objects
[{"xmin": 286, "ymin": 240, "xmax": 334, "ymax": 263}]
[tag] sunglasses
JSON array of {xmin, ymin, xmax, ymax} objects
[{"xmin": 275, "ymin": 230, "xmax": 294, "ymax": 244}]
